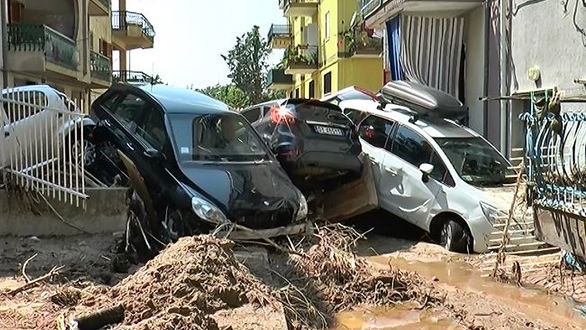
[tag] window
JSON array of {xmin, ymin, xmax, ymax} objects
[
  {"xmin": 323, "ymin": 72, "xmax": 332, "ymax": 95},
  {"xmin": 169, "ymin": 113, "xmax": 270, "ymax": 162},
  {"xmin": 391, "ymin": 126, "xmax": 447, "ymax": 182},
  {"xmin": 242, "ymin": 108, "xmax": 261, "ymax": 123},
  {"xmin": 308, "ymin": 81, "xmax": 315, "ymax": 99},
  {"xmin": 136, "ymin": 106, "xmax": 167, "ymax": 150},
  {"xmin": 295, "ymin": 88, "xmax": 300, "ymax": 98},
  {"xmin": 324, "ymin": 11, "xmax": 330, "ymax": 41},
  {"xmin": 358, "ymin": 115, "xmax": 395, "ymax": 148},
  {"xmin": 344, "ymin": 108, "xmax": 368, "ymax": 126},
  {"xmin": 110, "ymin": 93, "xmax": 145, "ymax": 132}
]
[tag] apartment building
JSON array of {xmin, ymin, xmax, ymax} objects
[
  {"xmin": 0, "ymin": 0, "xmax": 155, "ymax": 111},
  {"xmin": 268, "ymin": 0, "xmax": 384, "ymax": 99}
]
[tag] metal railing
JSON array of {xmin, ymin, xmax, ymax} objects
[
  {"xmin": 343, "ymin": 28, "xmax": 383, "ymax": 56},
  {"xmin": 98, "ymin": 0, "xmax": 110, "ymax": 8},
  {"xmin": 360, "ymin": 0, "xmax": 382, "ymax": 18},
  {"xmin": 267, "ymin": 69, "xmax": 293, "ymax": 87},
  {"xmin": 285, "ymin": 45, "xmax": 319, "ymax": 68},
  {"xmin": 0, "ymin": 87, "xmax": 88, "ymax": 206},
  {"xmin": 113, "ymin": 70, "xmax": 153, "ymax": 83},
  {"xmin": 7, "ymin": 24, "xmax": 78, "ymax": 71},
  {"xmin": 90, "ymin": 51, "xmax": 112, "ymax": 82},
  {"xmin": 111, "ymin": 11, "xmax": 155, "ymax": 41},
  {"xmin": 522, "ymin": 91, "xmax": 586, "ymax": 217},
  {"xmin": 279, "ymin": 0, "xmax": 319, "ymax": 9},
  {"xmin": 268, "ymin": 24, "xmax": 291, "ymax": 41}
]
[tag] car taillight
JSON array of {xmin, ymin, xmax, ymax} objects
[{"xmin": 270, "ymin": 105, "xmax": 296, "ymax": 125}]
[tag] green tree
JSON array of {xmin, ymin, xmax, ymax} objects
[
  {"xmin": 197, "ymin": 84, "xmax": 250, "ymax": 109},
  {"xmin": 222, "ymin": 25, "xmax": 270, "ymax": 105}
]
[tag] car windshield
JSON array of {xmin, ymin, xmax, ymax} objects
[
  {"xmin": 169, "ymin": 113, "xmax": 270, "ymax": 162},
  {"xmin": 435, "ymin": 137, "xmax": 516, "ymax": 186}
]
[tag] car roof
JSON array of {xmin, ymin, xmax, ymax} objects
[
  {"xmin": 247, "ymin": 98, "xmax": 342, "ymax": 111},
  {"xmin": 109, "ymin": 83, "xmax": 231, "ymax": 115},
  {"xmin": 320, "ymin": 86, "xmax": 374, "ymax": 102},
  {"xmin": 339, "ymin": 99, "xmax": 478, "ymax": 139}
]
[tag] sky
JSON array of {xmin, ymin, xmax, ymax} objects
[{"xmin": 114, "ymin": 0, "xmax": 287, "ymax": 89}]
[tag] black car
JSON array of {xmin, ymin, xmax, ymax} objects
[
  {"xmin": 242, "ymin": 99, "xmax": 362, "ymax": 189},
  {"xmin": 89, "ymin": 84, "xmax": 307, "ymax": 241}
]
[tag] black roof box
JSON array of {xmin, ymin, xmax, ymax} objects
[{"xmin": 381, "ymin": 80, "xmax": 466, "ymax": 118}]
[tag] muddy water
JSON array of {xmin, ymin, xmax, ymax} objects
[
  {"xmin": 335, "ymin": 302, "xmax": 462, "ymax": 329},
  {"xmin": 360, "ymin": 255, "xmax": 586, "ymax": 329}
]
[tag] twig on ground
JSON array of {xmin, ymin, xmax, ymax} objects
[
  {"xmin": 9, "ymin": 265, "xmax": 65, "ymax": 295},
  {"xmin": 38, "ymin": 192, "xmax": 90, "ymax": 234},
  {"xmin": 21, "ymin": 253, "xmax": 37, "ymax": 283}
]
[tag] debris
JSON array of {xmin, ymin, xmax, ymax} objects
[
  {"xmin": 9, "ymin": 265, "xmax": 65, "ymax": 295},
  {"xmin": 21, "ymin": 253, "xmax": 37, "ymax": 283}
]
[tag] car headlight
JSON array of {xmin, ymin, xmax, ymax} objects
[
  {"xmin": 191, "ymin": 196, "xmax": 228, "ymax": 224},
  {"xmin": 296, "ymin": 193, "xmax": 308, "ymax": 221},
  {"xmin": 480, "ymin": 201, "xmax": 504, "ymax": 225}
]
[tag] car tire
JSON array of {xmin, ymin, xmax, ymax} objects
[
  {"xmin": 67, "ymin": 128, "xmax": 96, "ymax": 167},
  {"xmin": 439, "ymin": 220, "xmax": 471, "ymax": 253}
]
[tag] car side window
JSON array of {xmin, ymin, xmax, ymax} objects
[
  {"xmin": 344, "ymin": 108, "xmax": 365, "ymax": 125},
  {"xmin": 135, "ymin": 105, "xmax": 167, "ymax": 151},
  {"xmin": 242, "ymin": 107, "xmax": 261, "ymax": 123},
  {"xmin": 2, "ymin": 91, "xmax": 48, "ymax": 123},
  {"xmin": 109, "ymin": 93, "xmax": 145, "ymax": 132},
  {"xmin": 358, "ymin": 115, "xmax": 395, "ymax": 148},
  {"xmin": 390, "ymin": 125, "xmax": 449, "ymax": 183}
]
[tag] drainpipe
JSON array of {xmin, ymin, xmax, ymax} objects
[
  {"xmin": 1, "ymin": 0, "xmax": 8, "ymax": 89},
  {"xmin": 483, "ymin": 0, "xmax": 490, "ymax": 137},
  {"xmin": 499, "ymin": 0, "xmax": 508, "ymax": 155}
]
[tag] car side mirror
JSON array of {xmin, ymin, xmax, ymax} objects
[
  {"xmin": 419, "ymin": 163, "xmax": 434, "ymax": 183},
  {"xmin": 144, "ymin": 148, "xmax": 163, "ymax": 160}
]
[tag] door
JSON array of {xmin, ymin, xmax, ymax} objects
[
  {"xmin": 380, "ymin": 125, "xmax": 445, "ymax": 227},
  {"xmin": 358, "ymin": 115, "xmax": 396, "ymax": 200}
]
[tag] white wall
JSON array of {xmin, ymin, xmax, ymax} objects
[
  {"xmin": 464, "ymin": 5, "xmax": 486, "ymax": 135},
  {"xmin": 510, "ymin": 0, "xmax": 586, "ymax": 97}
]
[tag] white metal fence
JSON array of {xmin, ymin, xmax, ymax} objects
[{"xmin": 0, "ymin": 87, "xmax": 88, "ymax": 207}]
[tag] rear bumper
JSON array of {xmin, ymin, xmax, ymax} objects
[{"xmin": 296, "ymin": 151, "xmax": 362, "ymax": 173}]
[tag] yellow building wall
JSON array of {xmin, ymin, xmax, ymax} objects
[
  {"xmin": 339, "ymin": 57, "xmax": 384, "ymax": 94},
  {"xmin": 89, "ymin": 16, "xmax": 112, "ymax": 52}
]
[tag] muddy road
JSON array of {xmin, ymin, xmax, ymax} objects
[{"xmin": 1, "ymin": 219, "xmax": 585, "ymax": 329}]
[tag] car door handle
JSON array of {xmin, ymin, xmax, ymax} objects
[
  {"xmin": 384, "ymin": 166, "xmax": 399, "ymax": 175},
  {"xmin": 126, "ymin": 142, "xmax": 135, "ymax": 151}
]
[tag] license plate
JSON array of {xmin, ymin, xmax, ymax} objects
[{"xmin": 314, "ymin": 125, "xmax": 344, "ymax": 136}]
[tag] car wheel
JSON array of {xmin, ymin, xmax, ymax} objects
[
  {"xmin": 68, "ymin": 130, "xmax": 97, "ymax": 167},
  {"xmin": 439, "ymin": 220, "xmax": 471, "ymax": 253}
]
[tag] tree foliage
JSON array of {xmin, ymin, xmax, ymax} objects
[
  {"xmin": 197, "ymin": 84, "xmax": 250, "ymax": 109},
  {"xmin": 221, "ymin": 25, "xmax": 270, "ymax": 105}
]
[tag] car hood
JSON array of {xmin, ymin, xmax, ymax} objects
[{"xmin": 177, "ymin": 160, "xmax": 301, "ymax": 224}]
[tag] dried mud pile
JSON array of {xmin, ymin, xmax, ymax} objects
[{"xmin": 72, "ymin": 227, "xmax": 443, "ymax": 329}]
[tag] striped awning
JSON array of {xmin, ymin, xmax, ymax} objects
[{"xmin": 399, "ymin": 15, "xmax": 465, "ymax": 98}]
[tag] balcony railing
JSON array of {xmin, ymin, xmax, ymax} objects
[
  {"xmin": 360, "ymin": 0, "xmax": 382, "ymax": 18},
  {"xmin": 268, "ymin": 24, "xmax": 291, "ymax": 41},
  {"xmin": 343, "ymin": 28, "xmax": 383, "ymax": 57},
  {"xmin": 7, "ymin": 24, "xmax": 78, "ymax": 71},
  {"xmin": 90, "ymin": 51, "xmax": 112, "ymax": 82},
  {"xmin": 267, "ymin": 69, "xmax": 293, "ymax": 88},
  {"xmin": 98, "ymin": 0, "xmax": 110, "ymax": 8},
  {"xmin": 279, "ymin": 0, "xmax": 319, "ymax": 8},
  {"xmin": 113, "ymin": 70, "xmax": 153, "ymax": 83},
  {"xmin": 112, "ymin": 11, "xmax": 155, "ymax": 41}
]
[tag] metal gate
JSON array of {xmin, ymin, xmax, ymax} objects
[{"xmin": 0, "ymin": 86, "xmax": 88, "ymax": 207}]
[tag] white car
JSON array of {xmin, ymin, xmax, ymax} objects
[
  {"xmin": 0, "ymin": 85, "xmax": 94, "ymax": 170},
  {"xmin": 339, "ymin": 99, "xmax": 517, "ymax": 253}
]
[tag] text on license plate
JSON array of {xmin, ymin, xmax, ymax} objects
[{"xmin": 314, "ymin": 126, "xmax": 344, "ymax": 136}]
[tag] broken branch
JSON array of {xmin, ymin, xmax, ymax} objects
[
  {"xmin": 21, "ymin": 253, "xmax": 37, "ymax": 283},
  {"xmin": 9, "ymin": 265, "xmax": 65, "ymax": 295}
]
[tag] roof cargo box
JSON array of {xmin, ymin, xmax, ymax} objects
[{"xmin": 381, "ymin": 81, "xmax": 466, "ymax": 118}]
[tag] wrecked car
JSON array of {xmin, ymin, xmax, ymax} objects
[
  {"xmin": 339, "ymin": 81, "xmax": 517, "ymax": 253},
  {"xmin": 0, "ymin": 85, "xmax": 94, "ymax": 170},
  {"xmin": 242, "ymin": 99, "xmax": 362, "ymax": 190},
  {"xmin": 89, "ymin": 84, "xmax": 307, "ymax": 242}
]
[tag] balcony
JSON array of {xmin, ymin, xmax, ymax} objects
[
  {"xmin": 90, "ymin": 51, "xmax": 112, "ymax": 87},
  {"xmin": 284, "ymin": 45, "xmax": 318, "ymax": 75},
  {"xmin": 279, "ymin": 0, "xmax": 318, "ymax": 17},
  {"xmin": 343, "ymin": 29, "xmax": 383, "ymax": 58},
  {"xmin": 113, "ymin": 70, "xmax": 153, "ymax": 84},
  {"xmin": 112, "ymin": 11, "xmax": 155, "ymax": 50},
  {"xmin": 89, "ymin": 0, "xmax": 110, "ymax": 16},
  {"xmin": 268, "ymin": 24, "xmax": 292, "ymax": 49},
  {"xmin": 6, "ymin": 24, "xmax": 79, "ymax": 78},
  {"xmin": 267, "ymin": 69, "xmax": 293, "ymax": 90},
  {"xmin": 360, "ymin": 0, "xmax": 382, "ymax": 19}
]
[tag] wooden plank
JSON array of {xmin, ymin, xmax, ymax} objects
[{"xmin": 314, "ymin": 154, "xmax": 378, "ymax": 222}]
